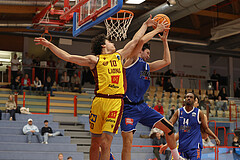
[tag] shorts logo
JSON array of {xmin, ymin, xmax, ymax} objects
[
  {"xmin": 89, "ymin": 113, "xmax": 97, "ymax": 122},
  {"xmin": 125, "ymin": 118, "xmax": 133, "ymax": 125},
  {"xmin": 197, "ymin": 149, "xmax": 200, "ymax": 159},
  {"xmin": 111, "ymin": 75, "xmax": 120, "ymax": 84},
  {"xmin": 108, "ymin": 111, "xmax": 118, "ymax": 119}
]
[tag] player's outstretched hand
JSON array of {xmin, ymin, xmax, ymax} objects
[
  {"xmin": 215, "ymin": 137, "xmax": 220, "ymax": 145},
  {"xmin": 145, "ymin": 15, "xmax": 157, "ymax": 27},
  {"xmin": 34, "ymin": 37, "xmax": 51, "ymax": 48},
  {"xmin": 159, "ymin": 144, "xmax": 168, "ymax": 154},
  {"xmin": 155, "ymin": 19, "xmax": 170, "ymax": 33},
  {"xmin": 158, "ymin": 30, "xmax": 169, "ymax": 42}
]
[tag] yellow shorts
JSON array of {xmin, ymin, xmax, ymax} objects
[{"xmin": 89, "ymin": 97, "xmax": 123, "ymax": 134}]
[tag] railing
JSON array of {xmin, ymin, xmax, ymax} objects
[
  {"xmin": 208, "ymin": 120, "xmax": 217, "ymax": 136},
  {"xmin": 226, "ymin": 133, "xmax": 236, "ymax": 146},
  {"xmin": 216, "ymin": 126, "xmax": 227, "ymax": 146},
  {"xmin": 14, "ymin": 92, "xmax": 78, "ymax": 116},
  {"xmin": 229, "ymin": 104, "xmax": 238, "ymax": 128}
]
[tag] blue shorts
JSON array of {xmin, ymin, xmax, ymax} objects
[
  {"xmin": 120, "ymin": 102, "xmax": 164, "ymax": 132},
  {"xmin": 179, "ymin": 148, "xmax": 201, "ymax": 160}
]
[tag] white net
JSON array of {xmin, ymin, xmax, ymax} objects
[{"xmin": 104, "ymin": 10, "xmax": 134, "ymax": 41}]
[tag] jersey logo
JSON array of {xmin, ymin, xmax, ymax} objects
[
  {"xmin": 103, "ymin": 61, "xmax": 108, "ymax": 66},
  {"xmin": 192, "ymin": 112, "xmax": 196, "ymax": 117},
  {"xmin": 140, "ymin": 71, "xmax": 150, "ymax": 80},
  {"xmin": 125, "ymin": 118, "xmax": 133, "ymax": 125},
  {"xmin": 108, "ymin": 111, "xmax": 118, "ymax": 119},
  {"xmin": 111, "ymin": 75, "xmax": 120, "ymax": 84},
  {"xmin": 116, "ymin": 55, "xmax": 120, "ymax": 60},
  {"xmin": 89, "ymin": 113, "xmax": 97, "ymax": 123}
]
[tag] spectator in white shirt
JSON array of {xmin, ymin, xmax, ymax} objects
[
  {"xmin": 33, "ymin": 76, "xmax": 42, "ymax": 94},
  {"xmin": 23, "ymin": 118, "xmax": 43, "ymax": 143},
  {"xmin": 11, "ymin": 53, "xmax": 20, "ymax": 81}
]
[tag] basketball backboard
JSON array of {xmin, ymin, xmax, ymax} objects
[{"xmin": 72, "ymin": 0, "xmax": 123, "ymax": 37}]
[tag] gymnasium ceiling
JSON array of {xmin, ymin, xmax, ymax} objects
[{"xmin": 0, "ymin": 0, "xmax": 240, "ymax": 56}]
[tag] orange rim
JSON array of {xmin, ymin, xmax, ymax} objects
[
  {"xmin": 107, "ymin": 10, "xmax": 134, "ymax": 21},
  {"xmin": 41, "ymin": 27, "xmax": 52, "ymax": 42}
]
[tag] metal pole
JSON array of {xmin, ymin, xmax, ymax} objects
[
  {"xmin": 14, "ymin": 92, "xmax": 18, "ymax": 106},
  {"xmin": 23, "ymin": 92, "xmax": 25, "ymax": 107},
  {"xmin": 46, "ymin": 93, "xmax": 50, "ymax": 114},
  {"xmin": 8, "ymin": 66, "xmax": 11, "ymax": 83},
  {"xmin": 32, "ymin": 68, "xmax": 35, "ymax": 84},
  {"xmin": 74, "ymin": 96, "xmax": 77, "ymax": 117}
]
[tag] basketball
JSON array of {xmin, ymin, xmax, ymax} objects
[{"xmin": 152, "ymin": 14, "xmax": 171, "ymax": 29}]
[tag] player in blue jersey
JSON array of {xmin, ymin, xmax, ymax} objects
[
  {"xmin": 160, "ymin": 93, "xmax": 220, "ymax": 160},
  {"xmin": 121, "ymin": 21, "xmax": 184, "ymax": 160}
]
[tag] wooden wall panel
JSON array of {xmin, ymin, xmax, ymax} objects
[{"xmin": 0, "ymin": 35, "xmax": 24, "ymax": 52}]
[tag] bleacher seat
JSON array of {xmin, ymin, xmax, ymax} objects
[{"xmin": 0, "ymin": 113, "xmax": 83, "ymax": 160}]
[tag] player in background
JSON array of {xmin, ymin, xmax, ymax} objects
[
  {"xmin": 121, "ymin": 20, "xmax": 184, "ymax": 160},
  {"xmin": 34, "ymin": 15, "xmax": 156, "ymax": 160},
  {"xmin": 160, "ymin": 93, "xmax": 220, "ymax": 160}
]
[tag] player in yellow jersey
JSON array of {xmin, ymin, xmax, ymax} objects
[{"xmin": 34, "ymin": 15, "xmax": 157, "ymax": 160}]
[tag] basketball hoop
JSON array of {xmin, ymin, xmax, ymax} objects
[
  {"xmin": 41, "ymin": 27, "xmax": 52, "ymax": 51},
  {"xmin": 104, "ymin": 10, "xmax": 134, "ymax": 41}
]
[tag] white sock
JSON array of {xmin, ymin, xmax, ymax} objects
[{"xmin": 171, "ymin": 148, "xmax": 179, "ymax": 160}]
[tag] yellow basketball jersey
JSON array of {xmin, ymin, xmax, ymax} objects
[{"xmin": 92, "ymin": 52, "xmax": 126, "ymax": 95}]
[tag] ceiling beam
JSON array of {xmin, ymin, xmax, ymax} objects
[
  {"xmin": 194, "ymin": 10, "xmax": 240, "ymax": 20},
  {"xmin": 0, "ymin": 5, "xmax": 61, "ymax": 14},
  {"xmin": 0, "ymin": 28, "xmax": 40, "ymax": 32},
  {"xmin": 231, "ymin": 0, "xmax": 240, "ymax": 14},
  {"xmin": 171, "ymin": 27, "xmax": 200, "ymax": 35},
  {"xmin": 178, "ymin": 45, "xmax": 240, "ymax": 58},
  {"xmin": 190, "ymin": 14, "xmax": 201, "ymax": 29}
]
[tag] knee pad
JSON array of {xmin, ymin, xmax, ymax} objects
[{"xmin": 160, "ymin": 118, "xmax": 174, "ymax": 135}]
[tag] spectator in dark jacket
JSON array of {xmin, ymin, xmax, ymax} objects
[
  {"xmin": 218, "ymin": 87, "xmax": 228, "ymax": 100},
  {"xmin": 41, "ymin": 120, "xmax": 60, "ymax": 144},
  {"xmin": 164, "ymin": 69, "xmax": 176, "ymax": 84},
  {"xmin": 163, "ymin": 79, "xmax": 176, "ymax": 93},
  {"xmin": 153, "ymin": 131, "xmax": 171, "ymax": 160},
  {"xmin": 20, "ymin": 73, "xmax": 32, "ymax": 94},
  {"xmin": 11, "ymin": 75, "xmax": 21, "ymax": 93},
  {"xmin": 44, "ymin": 76, "xmax": 54, "ymax": 96},
  {"xmin": 231, "ymin": 136, "xmax": 240, "ymax": 160}
]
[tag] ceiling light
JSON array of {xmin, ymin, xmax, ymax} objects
[
  {"xmin": 0, "ymin": 59, "xmax": 10, "ymax": 62},
  {"xmin": 167, "ymin": 0, "xmax": 176, "ymax": 6},
  {"xmin": 125, "ymin": 0, "xmax": 145, "ymax": 4}
]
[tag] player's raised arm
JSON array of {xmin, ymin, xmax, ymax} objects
[
  {"xmin": 149, "ymin": 29, "xmax": 171, "ymax": 72},
  {"xmin": 34, "ymin": 37, "xmax": 97, "ymax": 69},
  {"xmin": 117, "ymin": 15, "xmax": 155, "ymax": 60},
  {"xmin": 128, "ymin": 20, "xmax": 168, "ymax": 60},
  {"xmin": 199, "ymin": 110, "xmax": 220, "ymax": 145}
]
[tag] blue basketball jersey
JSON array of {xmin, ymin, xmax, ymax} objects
[
  {"xmin": 125, "ymin": 57, "xmax": 150, "ymax": 103},
  {"xmin": 178, "ymin": 107, "xmax": 203, "ymax": 152}
]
